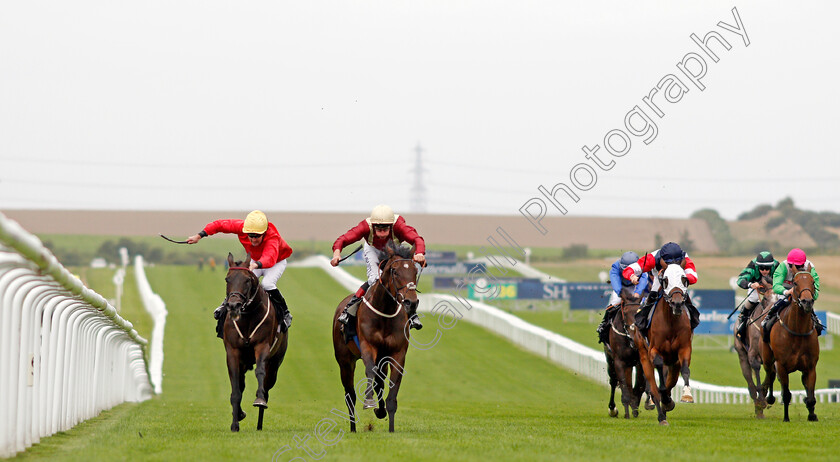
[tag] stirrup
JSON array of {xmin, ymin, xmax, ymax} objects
[{"xmin": 338, "ymin": 311, "xmax": 350, "ymax": 325}]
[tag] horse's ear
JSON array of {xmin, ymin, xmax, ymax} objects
[
  {"xmin": 386, "ymin": 241, "xmax": 396, "ymax": 257},
  {"xmin": 805, "ymin": 263, "xmax": 812, "ymax": 272},
  {"xmin": 227, "ymin": 253, "xmax": 235, "ymax": 267},
  {"xmin": 244, "ymin": 255, "xmax": 251, "ymax": 267},
  {"xmin": 681, "ymin": 275, "xmax": 689, "ymax": 288}
]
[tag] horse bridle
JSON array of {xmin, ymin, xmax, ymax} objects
[
  {"xmin": 791, "ymin": 271, "xmax": 815, "ymax": 305},
  {"xmin": 612, "ymin": 300, "xmax": 640, "ymax": 344},
  {"xmin": 378, "ymin": 257, "xmax": 421, "ymax": 306},
  {"xmin": 225, "ymin": 267, "xmax": 260, "ymax": 312}
]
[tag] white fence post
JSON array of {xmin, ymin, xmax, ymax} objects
[{"xmin": 0, "ymin": 213, "xmax": 152, "ymax": 458}]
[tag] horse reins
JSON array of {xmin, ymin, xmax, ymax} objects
[
  {"xmin": 362, "ymin": 258, "xmax": 420, "ymax": 318},
  {"xmin": 226, "ymin": 267, "xmax": 271, "ymax": 341}
]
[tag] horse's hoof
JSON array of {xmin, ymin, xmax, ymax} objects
[
  {"xmin": 238, "ymin": 410, "xmax": 246, "ymax": 421},
  {"xmin": 363, "ymin": 399, "xmax": 376, "ymax": 409},
  {"xmin": 609, "ymin": 409, "xmax": 619, "ymax": 418},
  {"xmin": 374, "ymin": 408, "xmax": 387, "ymax": 420},
  {"xmin": 659, "ymin": 420, "xmax": 669, "ymax": 426},
  {"xmin": 808, "ymin": 415, "xmax": 818, "ymax": 422},
  {"xmin": 231, "ymin": 423, "xmax": 240, "ymax": 432},
  {"xmin": 755, "ymin": 413, "xmax": 764, "ymax": 419},
  {"xmin": 253, "ymin": 398, "xmax": 267, "ymax": 409},
  {"xmin": 680, "ymin": 386, "xmax": 694, "ymax": 403},
  {"xmin": 664, "ymin": 400, "xmax": 675, "ymax": 412},
  {"xmin": 632, "ymin": 409, "xmax": 639, "ymax": 418},
  {"xmin": 645, "ymin": 398, "xmax": 655, "ymax": 411},
  {"xmin": 767, "ymin": 396, "xmax": 776, "ymax": 406}
]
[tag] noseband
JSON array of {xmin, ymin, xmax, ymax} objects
[{"xmin": 225, "ymin": 267, "xmax": 259, "ymax": 312}]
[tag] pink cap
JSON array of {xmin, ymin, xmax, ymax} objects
[{"xmin": 787, "ymin": 248, "xmax": 806, "ymax": 265}]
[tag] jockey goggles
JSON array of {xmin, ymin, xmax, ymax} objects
[{"xmin": 247, "ymin": 233, "xmax": 264, "ymax": 239}]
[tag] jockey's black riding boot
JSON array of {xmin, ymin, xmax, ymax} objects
[
  {"xmin": 596, "ymin": 305, "xmax": 615, "ymax": 344},
  {"xmin": 214, "ymin": 303, "xmax": 227, "ymax": 339},
  {"xmin": 267, "ymin": 289, "xmax": 292, "ymax": 333},
  {"xmin": 762, "ymin": 297, "xmax": 790, "ymax": 342},
  {"xmin": 812, "ymin": 311, "xmax": 825, "ymax": 336},
  {"xmin": 736, "ymin": 301, "xmax": 758, "ymax": 339}
]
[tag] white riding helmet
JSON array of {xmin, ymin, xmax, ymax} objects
[
  {"xmin": 242, "ymin": 210, "xmax": 268, "ymax": 234},
  {"xmin": 369, "ymin": 205, "xmax": 396, "ymax": 225}
]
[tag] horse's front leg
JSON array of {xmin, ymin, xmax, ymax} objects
[
  {"xmin": 635, "ymin": 337, "xmax": 666, "ymax": 425},
  {"xmin": 384, "ymin": 351, "xmax": 407, "ymax": 433},
  {"xmin": 359, "ymin": 341, "xmax": 380, "ymax": 409},
  {"xmin": 226, "ymin": 348, "xmax": 244, "ymax": 432},
  {"xmin": 776, "ymin": 362, "xmax": 791, "ymax": 422},
  {"xmin": 678, "ymin": 345, "xmax": 694, "ymax": 403},
  {"xmin": 253, "ymin": 343, "xmax": 270, "ymax": 408},
  {"xmin": 651, "ymin": 351, "xmax": 671, "ymax": 410},
  {"xmin": 760, "ymin": 344, "xmax": 776, "ymax": 407},
  {"xmin": 605, "ymin": 350, "xmax": 619, "ymax": 418},
  {"xmin": 802, "ymin": 366, "xmax": 818, "ymax": 422},
  {"xmin": 614, "ymin": 356, "xmax": 633, "ymax": 419}
]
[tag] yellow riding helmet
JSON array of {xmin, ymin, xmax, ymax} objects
[
  {"xmin": 369, "ymin": 205, "xmax": 396, "ymax": 225},
  {"xmin": 242, "ymin": 210, "xmax": 268, "ymax": 234}
]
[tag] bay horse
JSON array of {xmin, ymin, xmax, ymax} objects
[
  {"xmin": 633, "ymin": 264, "xmax": 694, "ymax": 425},
  {"xmin": 604, "ymin": 288, "xmax": 647, "ymax": 419},
  {"xmin": 733, "ymin": 274, "xmax": 775, "ymax": 418},
  {"xmin": 222, "ymin": 253, "xmax": 288, "ymax": 432},
  {"xmin": 332, "ymin": 242, "xmax": 418, "ymax": 433},
  {"xmin": 759, "ymin": 267, "xmax": 820, "ymax": 422}
]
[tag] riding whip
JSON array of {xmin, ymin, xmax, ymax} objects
[
  {"xmin": 338, "ymin": 244, "xmax": 364, "ymax": 263},
  {"xmin": 159, "ymin": 234, "xmax": 190, "ymax": 244},
  {"xmin": 726, "ymin": 288, "xmax": 754, "ymax": 320}
]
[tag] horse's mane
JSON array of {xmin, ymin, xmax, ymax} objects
[{"xmin": 375, "ymin": 241, "xmax": 414, "ymax": 261}]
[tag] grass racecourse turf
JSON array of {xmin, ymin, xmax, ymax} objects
[{"xmin": 13, "ymin": 266, "xmax": 840, "ymax": 461}]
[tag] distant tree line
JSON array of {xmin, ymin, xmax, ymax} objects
[{"xmin": 693, "ymin": 197, "xmax": 840, "ymax": 254}]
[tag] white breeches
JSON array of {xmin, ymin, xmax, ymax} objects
[
  {"xmin": 363, "ymin": 242, "xmax": 383, "ymax": 285},
  {"xmin": 252, "ymin": 259, "xmax": 287, "ymax": 291},
  {"xmin": 747, "ymin": 288, "xmax": 760, "ymax": 304}
]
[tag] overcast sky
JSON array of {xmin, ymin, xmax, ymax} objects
[{"xmin": 1, "ymin": 1, "xmax": 837, "ymax": 220}]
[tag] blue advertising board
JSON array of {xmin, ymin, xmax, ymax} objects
[{"xmin": 568, "ymin": 286, "xmax": 613, "ymax": 309}]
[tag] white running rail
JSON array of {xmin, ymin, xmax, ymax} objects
[
  {"xmin": 133, "ymin": 255, "xmax": 167, "ymax": 394},
  {"xmin": 0, "ymin": 213, "xmax": 152, "ymax": 458},
  {"xmin": 299, "ymin": 255, "xmax": 840, "ymax": 405}
]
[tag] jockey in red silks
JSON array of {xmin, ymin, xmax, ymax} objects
[
  {"xmin": 187, "ymin": 210, "xmax": 294, "ymax": 338},
  {"xmin": 330, "ymin": 205, "xmax": 426, "ymax": 341},
  {"xmin": 622, "ymin": 242, "xmax": 700, "ymax": 333}
]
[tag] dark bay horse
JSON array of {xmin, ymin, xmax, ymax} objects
[
  {"xmin": 604, "ymin": 288, "xmax": 646, "ymax": 419},
  {"xmin": 733, "ymin": 274, "xmax": 775, "ymax": 418},
  {"xmin": 222, "ymin": 253, "xmax": 288, "ymax": 432},
  {"xmin": 332, "ymin": 243, "xmax": 418, "ymax": 433},
  {"xmin": 634, "ymin": 264, "xmax": 694, "ymax": 425},
  {"xmin": 760, "ymin": 268, "xmax": 820, "ymax": 422}
]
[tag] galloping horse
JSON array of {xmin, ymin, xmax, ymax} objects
[
  {"xmin": 221, "ymin": 253, "xmax": 289, "ymax": 432},
  {"xmin": 332, "ymin": 242, "xmax": 418, "ymax": 432},
  {"xmin": 604, "ymin": 288, "xmax": 647, "ymax": 419},
  {"xmin": 760, "ymin": 268, "xmax": 820, "ymax": 422},
  {"xmin": 733, "ymin": 274, "xmax": 775, "ymax": 418},
  {"xmin": 634, "ymin": 264, "xmax": 694, "ymax": 425}
]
